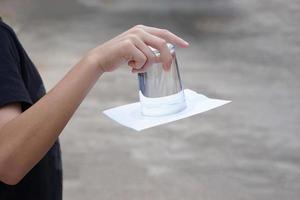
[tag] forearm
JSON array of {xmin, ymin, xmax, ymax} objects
[{"xmin": 0, "ymin": 55, "xmax": 102, "ymax": 184}]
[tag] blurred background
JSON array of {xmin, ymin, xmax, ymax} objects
[{"xmin": 1, "ymin": 0, "xmax": 300, "ymax": 199}]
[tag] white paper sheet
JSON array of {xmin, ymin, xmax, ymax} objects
[{"xmin": 103, "ymin": 89, "xmax": 231, "ymax": 131}]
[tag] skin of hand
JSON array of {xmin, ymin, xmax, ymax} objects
[
  {"xmin": 87, "ymin": 25, "xmax": 189, "ymax": 73},
  {"xmin": 0, "ymin": 25, "xmax": 188, "ymax": 185}
]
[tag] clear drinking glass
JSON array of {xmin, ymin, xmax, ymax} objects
[{"xmin": 138, "ymin": 43, "xmax": 186, "ymax": 116}]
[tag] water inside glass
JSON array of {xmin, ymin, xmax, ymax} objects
[{"xmin": 138, "ymin": 43, "xmax": 186, "ymax": 116}]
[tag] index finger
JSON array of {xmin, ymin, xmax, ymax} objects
[{"xmin": 142, "ymin": 26, "xmax": 189, "ymax": 48}]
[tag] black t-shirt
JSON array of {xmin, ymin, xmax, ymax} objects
[{"xmin": 0, "ymin": 20, "xmax": 62, "ymax": 200}]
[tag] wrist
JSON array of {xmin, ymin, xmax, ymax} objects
[{"xmin": 83, "ymin": 51, "xmax": 105, "ymax": 75}]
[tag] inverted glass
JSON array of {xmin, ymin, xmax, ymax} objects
[{"xmin": 138, "ymin": 43, "xmax": 186, "ymax": 116}]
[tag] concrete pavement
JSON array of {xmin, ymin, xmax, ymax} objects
[{"xmin": 1, "ymin": 0, "xmax": 300, "ymax": 199}]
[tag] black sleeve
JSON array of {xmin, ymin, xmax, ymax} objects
[{"xmin": 0, "ymin": 28, "xmax": 32, "ymax": 108}]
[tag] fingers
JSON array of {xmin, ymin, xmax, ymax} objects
[
  {"xmin": 140, "ymin": 32, "xmax": 173, "ymax": 70},
  {"xmin": 127, "ymin": 35, "xmax": 158, "ymax": 72},
  {"xmin": 120, "ymin": 25, "xmax": 189, "ymax": 73},
  {"xmin": 123, "ymin": 40, "xmax": 147, "ymax": 71},
  {"xmin": 137, "ymin": 25, "xmax": 189, "ymax": 48}
]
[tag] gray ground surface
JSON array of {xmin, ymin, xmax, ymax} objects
[{"xmin": 1, "ymin": 0, "xmax": 300, "ymax": 199}]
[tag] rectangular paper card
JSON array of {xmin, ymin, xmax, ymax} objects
[{"xmin": 103, "ymin": 89, "xmax": 231, "ymax": 131}]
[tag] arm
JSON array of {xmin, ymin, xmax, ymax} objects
[{"xmin": 0, "ymin": 25, "xmax": 189, "ymax": 185}]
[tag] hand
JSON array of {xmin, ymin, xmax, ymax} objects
[{"xmin": 86, "ymin": 25, "xmax": 189, "ymax": 73}]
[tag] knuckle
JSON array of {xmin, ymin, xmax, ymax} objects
[
  {"xmin": 135, "ymin": 28, "xmax": 144, "ymax": 35},
  {"xmin": 142, "ymin": 53, "xmax": 148, "ymax": 61},
  {"xmin": 136, "ymin": 53, "xmax": 146, "ymax": 63},
  {"xmin": 122, "ymin": 39, "xmax": 133, "ymax": 49},
  {"xmin": 131, "ymin": 25, "xmax": 145, "ymax": 35},
  {"xmin": 135, "ymin": 24, "xmax": 145, "ymax": 29},
  {"xmin": 127, "ymin": 34, "xmax": 139, "ymax": 42},
  {"xmin": 140, "ymin": 56, "xmax": 147, "ymax": 64},
  {"xmin": 161, "ymin": 29, "xmax": 169, "ymax": 34}
]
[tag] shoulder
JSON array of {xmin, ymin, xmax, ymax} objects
[
  {"xmin": 0, "ymin": 22, "xmax": 21, "ymax": 66},
  {"xmin": 0, "ymin": 21, "xmax": 17, "ymax": 49}
]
